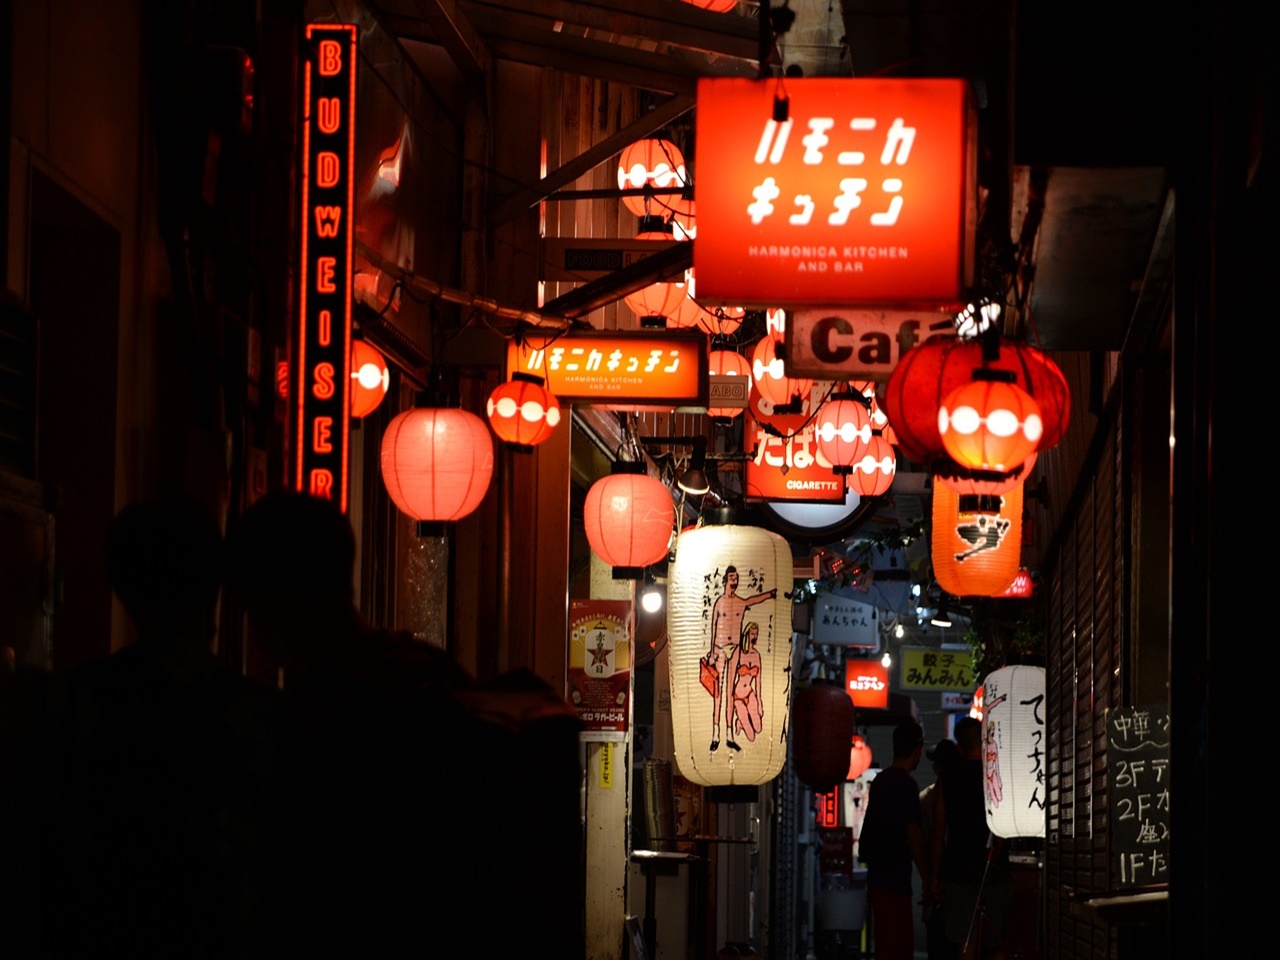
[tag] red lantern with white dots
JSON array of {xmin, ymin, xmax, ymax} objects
[
  {"xmin": 350, "ymin": 340, "xmax": 390, "ymax": 417},
  {"xmin": 486, "ymin": 373, "xmax": 561, "ymax": 450},
  {"xmin": 617, "ymin": 138, "xmax": 688, "ymax": 219},
  {"xmin": 848, "ymin": 430, "xmax": 897, "ymax": 497},
  {"xmin": 751, "ymin": 335, "xmax": 812, "ymax": 408},
  {"xmin": 381, "ymin": 406, "xmax": 494, "ymax": 523},
  {"xmin": 582, "ymin": 461, "xmax": 675, "ymax": 579},
  {"xmin": 938, "ymin": 374, "xmax": 1042, "ymax": 473},
  {"xmin": 815, "ymin": 392, "xmax": 873, "ymax": 475},
  {"xmin": 883, "ymin": 335, "xmax": 1069, "ymax": 467},
  {"xmin": 708, "ymin": 350, "xmax": 751, "ymax": 420}
]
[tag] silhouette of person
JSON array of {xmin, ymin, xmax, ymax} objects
[
  {"xmin": 929, "ymin": 716, "xmax": 1014, "ymax": 960},
  {"xmin": 706, "ymin": 566, "xmax": 775, "ymax": 751},
  {"xmin": 860, "ymin": 720, "xmax": 930, "ymax": 960},
  {"xmin": 921, "ymin": 737, "xmax": 962, "ymax": 960},
  {"xmin": 225, "ymin": 489, "xmax": 584, "ymax": 960},
  {"xmin": 730, "ymin": 620, "xmax": 764, "ymax": 743},
  {"xmin": 42, "ymin": 493, "xmax": 279, "ymax": 959}
]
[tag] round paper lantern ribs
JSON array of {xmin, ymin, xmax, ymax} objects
[
  {"xmin": 616, "ymin": 138, "xmax": 689, "ymax": 220},
  {"xmin": 847, "ymin": 734, "xmax": 873, "ymax": 780},
  {"xmin": 707, "ymin": 350, "xmax": 751, "ymax": 420},
  {"xmin": 485, "ymin": 374, "xmax": 561, "ymax": 450},
  {"xmin": 350, "ymin": 340, "xmax": 390, "ymax": 417},
  {"xmin": 883, "ymin": 336, "xmax": 1069, "ymax": 469},
  {"xmin": 666, "ymin": 522, "xmax": 794, "ymax": 786},
  {"xmin": 931, "ymin": 482, "xmax": 1024, "ymax": 597},
  {"xmin": 381, "ymin": 407, "xmax": 494, "ymax": 523},
  {"xmin": 982, "ymin": 665, "xmax": 1047, "ymax": 838},
  {"xmin": 582, "ymin": 462, "xmax": 675, "ymax": 579},
  {"xmin": 792, "ymin": 682, "xmax": 856, "ymax": 792}
]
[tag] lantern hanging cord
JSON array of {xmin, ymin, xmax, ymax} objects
[{"xmin": 356, "ymin": 241, "xmax": 575, "ymax": 333}]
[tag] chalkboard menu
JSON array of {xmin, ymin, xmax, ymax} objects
[{"xmin": 1107, "ymin": 705, "xmax": 1170, "ymax": 887}]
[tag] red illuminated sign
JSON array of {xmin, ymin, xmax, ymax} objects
[
  {"xmin": 845, "ymin": 659, "xmax": 890, "ymax": 710},
  {"xmin": 816, "ymin": 788, "xmax": 840, "ymax": 829},
  {"xmin": 506, "ymin": 330, "xmax": 707, "ymax": 406},
  {"xmin": 694, "ymin": 77, "xmax": 977, "ymax": 307},
  {"xmin": 295, "ymin": 23, "xmax": 357, "ymax": 509},
  {"xmin": 744, "ymin": 385, "xmax": 846, "ymax": 503}
]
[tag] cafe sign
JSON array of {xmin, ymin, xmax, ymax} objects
[
  {"xmin": 784, "ymin": 309, "xmax": 958, "ymax": 382},
  {"xmin": 694, "ymin": 77, "xmax": 977, "ymax": 307},
  {"xmin": 506, "ymin": 329, "xmax": 707, "ymax": 406}
]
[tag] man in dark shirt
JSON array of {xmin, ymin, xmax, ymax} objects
[
  {"xmin": 859, "ymin": 720, "xmax": 930, "ymax": 960},
  {"xmin": 929, "ymin": 715, "xmax": 1014, "ymax": 960}
]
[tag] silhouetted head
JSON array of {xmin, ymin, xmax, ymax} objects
[
  {"xmin": 891, "ymin": 720, "xmax": 925, "ymax": 763},
  {"xmin": 226, "ymin": 490, "xmax": 357, "ymax": 622},
  {"xmin": 106, "ymin": 494, "xmax": 223, "ymax": 643},
  {"xmin": 954, "ymin": 715, "xmax": 982, "ymax": 758}
]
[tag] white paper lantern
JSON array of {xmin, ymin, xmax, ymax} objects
[
  {"xmin": 982, "ymin": 664, "xmax": 1047, "ymax": 838},
  {"xmin": 667, "ymin": 523, "xmax": 794, "ymax": 786}
]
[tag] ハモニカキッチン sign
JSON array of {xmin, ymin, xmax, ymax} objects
[{"xmin": 693, "ymin": 77, "xmax": 977, "ymax": 308}]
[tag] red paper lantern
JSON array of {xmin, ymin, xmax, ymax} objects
[
  {"xmin": 582, "ymin": 461, "xmax": 675, "ymax": 578},
  {"xmin": 847, "ymin": 734, "xmax": 874, "ymax": 780},
  {"xmin": 486, "ymin": 373, "xmax": 561, "ymax": 450},
  {"xmin": 624, "ymin": 280, "xmax": 687, "ymax": 328},
  {"xmin": 792, "ymin": 682, "xmax": 857, "ymax": 792},
  {"xmin": 938, "ymin": 375, "xmax": 1042, "ymax": 472},
  {"xmin": 883, "ymin": 336, "xmax": 1070, "ymax": 467},
  {"xmin": 381, "ymin": 407, "xmax": 494, "ymax": 522},
  {"xmin": 751, "ymin": 335, "xmax": 812, "ymax": 408},
  {"xmin": 933, "ymin": 451, "xmax": 1037, "ymax": 496},
  {"xmin": 815, "ymin": 392, "xmax": 873, "ymax": 475},
  {"xmin": 684, "ymin": 0, "xmax": 738, "ymax": 12},
  {"xmin": 931, "ymin": 482, "xmax": 1023, "ymax": 597},
  {"xmin": 708, "ymin": 349, "xmax": 751, "ymax": 420},
  {"xmin": 350, "ymin": 340, "xmax": 390, "ymax": 417},
  {"xmin": 616, "ymin": 138, "xmax": 688, "ymax": 219},
  {"xmin": 848, "ymin": 430, "xmax": 897, "ymax": 497}
]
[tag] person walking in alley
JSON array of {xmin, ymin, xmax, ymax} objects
[
  {"xmin": 42, "ymin": 493, "xmax": 280, "ymax": 959},
  {"xmin": 929, "ymin": 716, "xmax": 1014, "ymax": 960},
  {"xmin": 225, "ymin": 489, "xmax": 584, "ymax": 960},
  {"xmin": 858, "ymin": 720, "xmax": 931, "ymax": 960},
  {"xmin": 921, "ymin": 737, "xmax": 961, "ymax": 960}
]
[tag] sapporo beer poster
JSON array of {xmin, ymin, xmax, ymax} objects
[{"xmin": 569, "ymin": 599, "xmax": 632, "ymax": 740}]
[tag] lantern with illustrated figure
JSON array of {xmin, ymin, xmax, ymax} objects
[
  {"xmin": 847, "ymin": 735, "xmax": 873, "ymax": 780},
  {"xmin": 792, "ymin": 682, "xmax": 857, "ymax": 792},
  {"xmin": 931, "ymin": 482, "xmax": 1023, "ymax": 597},
  {"xmin": 982, "ymin": 664, "xmax": 1047, "ymax": 838},
  {"xmin": 617, "ymin": 138, "xmax": 688, "ymax": 219},
  {"xmin": 582, "ymin": 461, "xmax": 675, "ymax": 579},
  {"xmin": 350, "ymin": 340, "xmax": 390, "ymax": 417},
  {"xmin": 486, "ymin": 373, "xmax": 561, "ymax": 450},
  {"xmin": 667, "ymin": 521, "xmax": 793, "ymax": 786},
  {"xmin": 381, "ymin": 406, "xmax": 494, "ymax": 523}
]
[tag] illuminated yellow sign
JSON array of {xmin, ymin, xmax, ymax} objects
[{"xmin": 900, "ymin": 646, "xmax": 974, "ymax": 691}]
